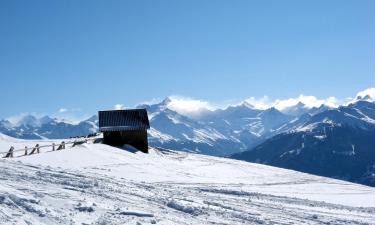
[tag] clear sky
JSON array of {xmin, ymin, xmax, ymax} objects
[{"xmin": 0, "ymin": 0, "xmax": 374, "ymax": 119}]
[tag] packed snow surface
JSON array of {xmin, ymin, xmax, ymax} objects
[{"xmin": 1, "ymin": 134, "xmax": 375, "ymax": 224}]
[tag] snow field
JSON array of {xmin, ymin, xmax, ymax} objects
[{"xmin": 0, "ymin": 135, "xmax": 375, "ymax": 224}]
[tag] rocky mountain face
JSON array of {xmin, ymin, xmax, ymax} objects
[
  {"xmin": 143, "ymin": 99, "xmax": 298, "ymax": 156},
  {"xmin": 232, "ymin": 100, "xmax": 375, "ymax": 186}
]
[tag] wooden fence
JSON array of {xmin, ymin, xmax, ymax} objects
[{"xmin": 1, "ymin": 137, "xmax": 100, "ymax": 158}]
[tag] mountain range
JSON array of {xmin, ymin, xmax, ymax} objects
[
  {"xmin": 232, "ymin": 100, "xmax": 375, "ymax": 186},
  {"xmin": 0, "ymin": 97, "xmax": 328, "ymax": 156},
  {"xmin": 2, "ymin": 90, "xmax": 375, "ymax": 186},
  {"xmin": 0, "ymin": 115, "xmax": 98, "ymax": 140}
]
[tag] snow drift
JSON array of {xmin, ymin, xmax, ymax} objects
[{"xmin": 0, "ymin": 134, "xmax": 375, "ymax": 224}]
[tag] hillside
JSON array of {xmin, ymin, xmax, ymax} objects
[
  {"xmin": 232, "ymin": 101, "xmax": 375, "ymax": 186},
  {"xmin": 1, "ymin": 135, "xmax": 375, "ymax": 224}
]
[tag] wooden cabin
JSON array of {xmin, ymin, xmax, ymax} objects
[{"xmin": 98, "ymin": 109, "xmax": 150, "ymax": 153}]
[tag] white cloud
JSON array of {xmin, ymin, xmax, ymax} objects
[
  {"xmin": 160, "ymin": 93, "xmax": 346, "ymax": 115},
  {"xmin": 114, "ymin": 104, "xmax": 126, "ymax": 110},
  {"xmin": 53, "ymin": 108, "xmax": 89, "ymax": 124},
  {"xmin": 244, "ymin": 95, "xmax": 341, "ymax": 111},
  {"xmin": 352, "ymin": 88, "xmax": 375, "ymax": 102},
  {"xmin": 244, "ymin": 96, "xmax": 273, "ymax": 110},
  {"xmin": 4, "ymin": 88, "xmax": 374, "ymax": 124},
  {"xmin": 139, "ymin": 98, "xmax": 162, "ymax": 106},
  {"xmin": 274, "ymin": 95, "xmax": 340, "ymax": 110},
  {"xmin": 58, "ymin": 108, "xmax": 68, "ymax": 113},
  {"xmin": 165, "ymin": 96, "xmax": 215, "ymax": 116}
]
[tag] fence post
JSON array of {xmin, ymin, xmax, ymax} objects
[
  {"xmin": 25, "ymin": 146, "xmax": 28, "ymax": 156},
  {"xmin": 9, "ymin": 146, "xmax": 14, "ymax": 158},
  {"xmin": 29, "ymin": 144, "xmax": 39, "ymax": 155},
  {"xmin": 4, "ymin": 146, "xmax": 14, "ymax": 158},
  {"xmin": 56, "ymin": 141, "xmax": 65, "ymax": 150}
]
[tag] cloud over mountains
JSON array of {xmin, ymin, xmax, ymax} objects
[
  {"xmin": 135, "ymin": 88, "xmax": 373, "ymax": 117},
  {"xmin": 5, "ymin": 88, "xmax": 375, "ymax": 123}
]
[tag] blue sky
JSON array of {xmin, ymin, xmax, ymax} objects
[{"xmin": 0, "ymin": 0, "xmax": 374, "ymax": 120}]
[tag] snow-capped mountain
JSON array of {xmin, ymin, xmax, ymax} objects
[
  {"xmin": 1, "ymin": 134, "xmax": 375, "ymax": 224},
  {"xmin": 232, "ymin": 100, "xmax": 375, "ymax": 186},
  {"xmin": 143, "ymin": 100, "xmax": 245, "ymax": 156},
  {"xmin": 1, "ymin": 89, "xmax": 374, "ymax": 157},
  {"xmin": 16, "ymin": 115, "xmax": 41, "ymax": 127},
  {"xmin": 142, "ymin": 99, "xmax": 297, "ymax": 155},
  {"xmin": 280, "ymin": 102, "xmax": 333, "ymax": 117},
  {"xmin": 0, "ymin": 116, "xmax": 98, "ymax": 140},
  {"xmin": 2, "ymin": 90, "xmax": 375, "ymax": 187},
  {"xmin": 0, "ymin": 98, "xmax": 335, "ymax": 156},
  {"xmin": 352, "ymin": 87, "xmax": 375, "ymax": 103},
  {"xmin": 280, "ymin": 102, "xmax": 310, "ymax": 117},
  {"xmin": 0, "ymin": 119, "xmax": 12, "ymax": 130}
]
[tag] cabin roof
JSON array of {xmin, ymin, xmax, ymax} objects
[{"xmin": 98, "ymin": 109, "xmax": 150, "ymax": 132}]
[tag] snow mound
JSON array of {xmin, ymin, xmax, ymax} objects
[{"xmin": 1, "ymin": 136, "xmax": 375, "ymax": 224}]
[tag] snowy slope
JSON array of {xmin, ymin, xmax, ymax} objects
[
  {"xmin": 1, "ymin": 135, "xmax": 375, "ymax": 224},
  {"xmin": 145, "ymin": 99, "xmax": 294, "ymax": 155},
  {"xmin": 232, "ymin": 100, "xmax": 375, "ymax": 187}
]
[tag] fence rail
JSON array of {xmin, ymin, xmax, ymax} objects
[{"xmin": 1, "ymin": 136, "xmax": 100, "ymax": 158}]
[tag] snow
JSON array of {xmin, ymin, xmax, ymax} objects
[
  {"xmin": 148, "ymin": 128, "xmax": 175, "ymax": 142},
  {"xmin": 192, "ymin": 128, "xmax": 227, "ymax": 143},
  {"xmin": 148, "ymin": 112, "xmax": 160, "ymax": 120},
  {"xmin": 314, "ymin": 135, "xmax": 327, "ymax": 140},
  {"xmin": 351, "ymin": 144, "xmax": 356, "ymax": 156},
  {"xmin": 295, "ymin": 118, "xmax": 339, "ymax": 133},
  {"xmin": 280, "ymin": 148, "xmax": 302, "ymax": 158},
  {"xmin": 354, "ymin": 108, "xmax": 375, "ymax": 124},
  {"xmin": 1, "ymin": 134, "xmax": 375, "ymax": 224},
  {"xmin": 167, "ymin": 114, "xmax": 183, "ymax": 124},
  {"xmin": 354, "ymin": 88, "xmax": 375, "ymax": 103},
  {"xmin": 295, "ymin": 122, "xmax": 319, "ymax": 132}
]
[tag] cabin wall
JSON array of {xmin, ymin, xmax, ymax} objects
[{"xmin": 103, "ymin": 129, "xmax": 149, "ymax": 153}]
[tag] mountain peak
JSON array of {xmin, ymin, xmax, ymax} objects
[
  {"xmin": 357, "ymin": 94, "xmax": 373, "ymax": 102},
  {"xmin": 280, "ymin": 102, "xmax": 311, "ymax": 117},
  {"xmin": 265, "ymin": 107, "xmax": 280, "ymax": 113},
  {"xmin": 39, "ymin": 116, "xmax": 54, "ymax": 125},
  {"xmin": 161, "ymin": 97, "xmax": 173, "ymax": 106},
  {"xmin": 241, "ymin": 101, "xmax": 256, "ymax": 109},
  {"xmin": 354, "ymin": 88, "xmax": 375, "ymax": 103},
  {"xmin": 17, "ymin": 115, "xmax": 40, "ymax": 127},
  {"xmin": 295, "ymin": 102, "xmax": 306, "ymax": 108},
  {"xmin": 259, "ymin": 107, "xmax": 285, "ymax": 117},
  {"xmin": 85, "ymin": 115, "xmax": 98, "ymax": 123},
  {"xmin": 0, "ymin": 119, "xmax": 13, "ymax": 129}
]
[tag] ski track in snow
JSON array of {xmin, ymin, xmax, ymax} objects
[{"xmin": 0, "ymin": 138, "xmax": 375, "ymax": 224}]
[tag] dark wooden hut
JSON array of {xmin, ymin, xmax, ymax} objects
[{"xmin": 98, "ymin": 109, "xmax": 150, "ymax": 153}]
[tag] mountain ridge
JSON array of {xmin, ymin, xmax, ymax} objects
[
  {"xmin": 1, "ymin": 90, "xmax": 375, "ymax": 156},
  {"xmin": 232, "ymin": 100, "xmax": 375, "ymax": 186}
]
